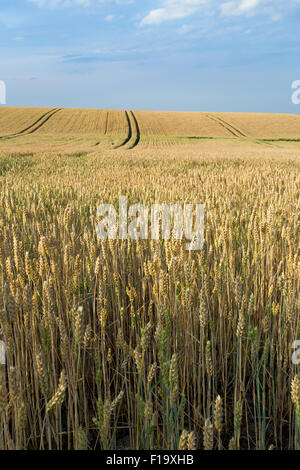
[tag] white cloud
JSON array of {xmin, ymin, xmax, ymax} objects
[
  {"xmin": 105, "ymin": 14, "xmax": 114, "ymax": 21},
  {"xmin": 141, "ymin": 0, "xmax": 297, "ymax": 25},
  {"xmin": 141, "ymin": 0, "xmax": 209, "ymax": 26},
  {"xmin": 177, "ymin": 23, "xmax": 194, "ymax": 34},
  {"xmin": 220, "ymin": 0, "xmax": 261, "ymax": 16}
]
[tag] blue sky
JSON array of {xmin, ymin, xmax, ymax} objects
[{"xmin": 1, "ymin": 0, "xmax": 300, "ymax": 112}]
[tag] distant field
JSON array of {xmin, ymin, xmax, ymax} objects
[
  {"xmin": 1, "ymin": 108, "xmax": 300, "ymax": 148},
  {"xmin": 134, "ymin": 110, "xmax": 233, "ymax": 138},
  {"xmin": 215, "ymin": 112, "xmax": 300, "ymax": 139},
  {"xmin": 33, "ymin": 108, "xmax": 127, "ymax": 136}
]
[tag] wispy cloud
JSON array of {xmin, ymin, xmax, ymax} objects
[
  {"xmin": 221, "ymin": 0, "xmax": 259, "ymax": 15},
  {"xmin": 141, "ymin": 0, "xmax": 208, "ymax": 26},
  {"xmin": 27, "ymin": 0, "xmax": 133, "ymax": 8},
  {"xmin": 25, "ymin": 0, "xmax": 300, "ymax": 26},
  {"xmin": 141, "ymin": 0, "xmax": 298, "ymax": 25},
  {"xmin": 220, "ymin": 0, "xmax": 275, "ymax": 17}
]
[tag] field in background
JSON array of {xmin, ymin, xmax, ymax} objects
[
  {"xmin": 1, "ymin": 107, "xmax": 300, "ymax": 152},
  {"xmin": 0, "ymin": 107, "xmax": 299, "ymax": 450}
]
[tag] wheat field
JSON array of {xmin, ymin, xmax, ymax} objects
[{"xmin": 0, "ymin": 107, "xmax": 299, "ymax": 450}]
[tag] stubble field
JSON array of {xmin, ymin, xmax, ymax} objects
[{"xmin": 0, "ymin": 107, "xmax": 299, "ymax": 450}]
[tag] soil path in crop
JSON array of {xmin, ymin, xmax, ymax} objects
[
  {"xmin": 206, "ymin": 114, "xmax": 246, "ymax": 138},
  {"xmin": 114, "ymin": 110, "xmax": 140, "ymax": 150},
  {"xmin": 128, "ymin": 111, "xmax": 140, "ymax": 149},
  {"xmin": 114, "ymin": 111, "xmax": 132, "ymax": 149}
]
